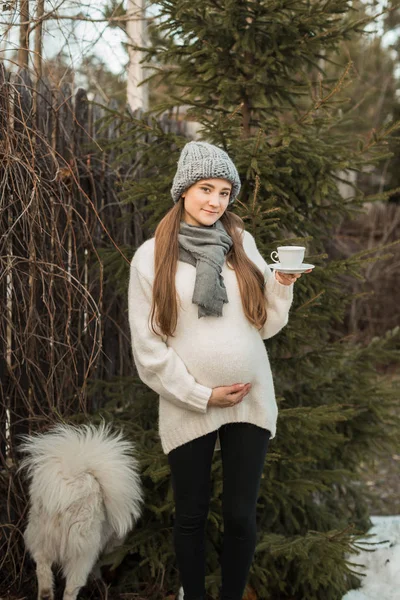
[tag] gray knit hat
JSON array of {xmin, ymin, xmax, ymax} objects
[{"xmin": 171, "ymin": 141, "xmax": 241, "ymax": 205}]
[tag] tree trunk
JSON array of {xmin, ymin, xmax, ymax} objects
[
  {"xmin": 126, "ymin": 0, "xmax": 149, "ymax": 111},
  {"xmin": 34, "ymin": 0, "xmax": 45, "ymax": 79},
  {"xmin": 18, "ymin": 0, "xmax": 30, "ymax": 69}
]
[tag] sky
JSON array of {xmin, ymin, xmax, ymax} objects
[
  {"xmin": 50, "ymin": 1, "xmax": 400, "ymax": 78},
  {"xmin": 0, "ymin": 0, "xmax": 398, "ymax": 83},
  {"xmin": 0, "ymin": 0, "xmax": 145, "ymax": 80}
]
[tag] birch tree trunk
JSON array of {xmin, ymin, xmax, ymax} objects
[{"xmin": 126, "ymin": 0, "xmax": 148, "ymax": 111}]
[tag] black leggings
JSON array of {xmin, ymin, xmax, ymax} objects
[{"xmin": 167, "ymin": 422, "xmax": 271, "ymax": 600}]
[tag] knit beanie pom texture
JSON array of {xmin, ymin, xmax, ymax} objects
[{"xmin": 171, "ymin": 141, "xmax": 241, "ymax": 205}]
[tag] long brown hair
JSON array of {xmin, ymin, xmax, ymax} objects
[{"xmin": 150, "ymin": 198, "xmax": 267, "ymax": 338}]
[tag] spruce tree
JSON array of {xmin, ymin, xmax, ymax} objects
[{"xmin": 90, "ymin": 2, "xmax": 400, "ymax": 599}]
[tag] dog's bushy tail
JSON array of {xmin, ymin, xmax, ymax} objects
[{"xmin": 18, "ymin": 422, "xmax": 144, "ymax": 538}]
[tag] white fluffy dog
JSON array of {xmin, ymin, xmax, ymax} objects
[{"xmin": 18, "ymin": 422, "xmax": 143, "ymax": 600}]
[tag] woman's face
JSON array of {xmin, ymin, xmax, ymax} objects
[{"xmin": 181, "ymin": 178, "xmax": 232, "ymax": 227}]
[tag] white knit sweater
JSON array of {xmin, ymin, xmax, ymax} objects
[{"xmin": 128, "ymin": 228, "xmax": 294, "ymax": 455}]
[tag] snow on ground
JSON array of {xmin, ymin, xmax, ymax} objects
[{"xmin": 342, "ymin": 515, "xmax": 400, "ymax": 600}]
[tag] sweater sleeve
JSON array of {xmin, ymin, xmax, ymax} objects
[
  {"xmin": 128, "ymin": 262, "xmax": 212, "ymax": 413},
  {"xmin": 245, "ymin": 232, "xmax": 294, "ymax": 340}
]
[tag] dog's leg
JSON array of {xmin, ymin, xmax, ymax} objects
[
  {"xmin": 62, "ymin": 553, "xmax": 98, "ymax": 600},
  {"xmin": 34, "ymin": 555, "xmax": 54, "ymax": 600}
]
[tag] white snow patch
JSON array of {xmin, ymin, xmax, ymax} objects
[{"xmin": 343, "ymin": 515, "xmax": 400, "ymax": 600}]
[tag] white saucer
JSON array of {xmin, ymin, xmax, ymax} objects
[{"xmin": 268, "ymin": 262, "xmax": 315, "ymax": 274}]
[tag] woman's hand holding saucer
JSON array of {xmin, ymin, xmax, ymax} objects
[
  {"xmin": 270, "ymin": 246, "xmax": 314, "ymax": 284},
  {"xmin": 275, "ymin": 269, "xmax": 313, "ymax": 286}
]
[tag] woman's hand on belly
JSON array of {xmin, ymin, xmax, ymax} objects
[{"xmin": 208, "ymin": 383, "xmax": 252, "ymax": 408}]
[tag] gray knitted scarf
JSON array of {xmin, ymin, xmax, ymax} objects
[{"xmin": 178, "ymin": 219, "xmax": 233, "ymax": 318}]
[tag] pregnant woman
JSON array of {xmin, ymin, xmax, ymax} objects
[{"xmin": 128, "ymin": 141, "xmax": 310, "ymax": 600}]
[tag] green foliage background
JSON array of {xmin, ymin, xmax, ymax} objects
[{"xmin": 82, "ymin": 1, "xmax": 400, "ymax": 598}]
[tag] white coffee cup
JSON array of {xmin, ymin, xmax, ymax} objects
[{"xmin": 270, "ymin": 246, "xmax": 305, "ymax": 268}]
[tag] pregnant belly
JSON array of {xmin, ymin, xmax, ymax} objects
[{"xmin": 168, "ymin": 331, "xmax": 266, "ymax": 389}]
